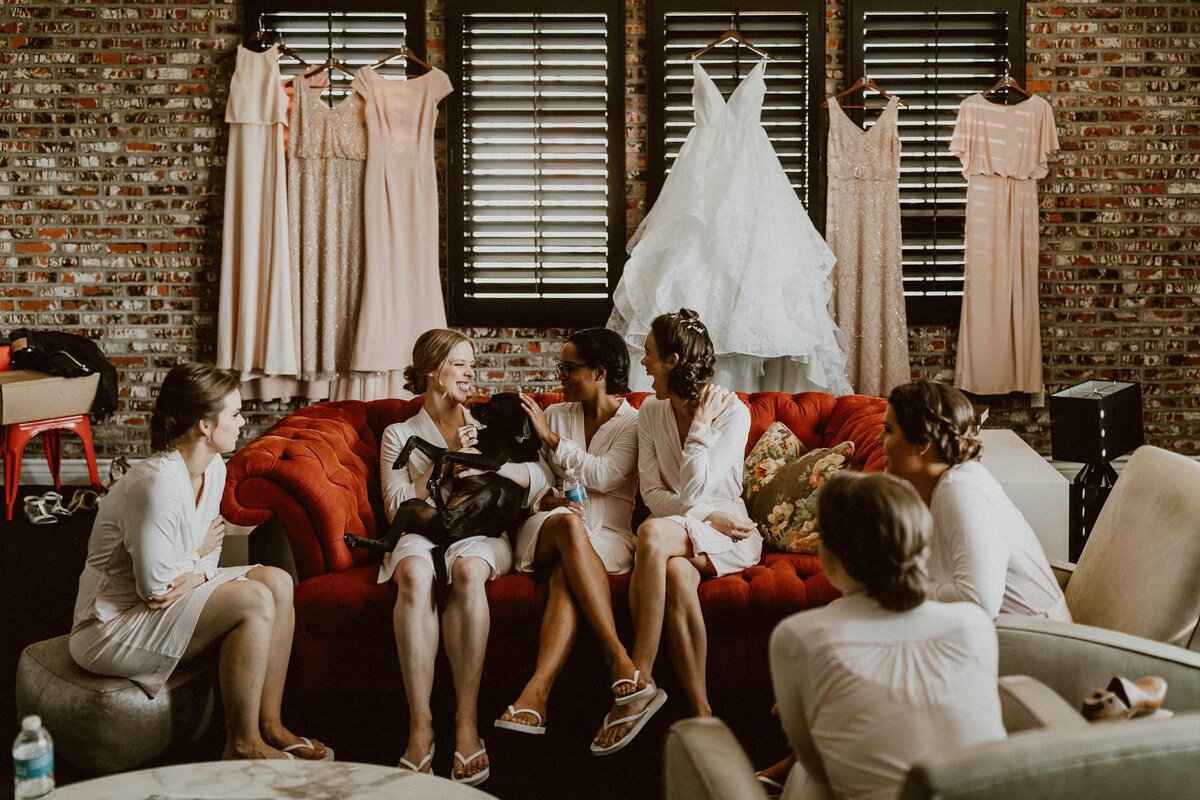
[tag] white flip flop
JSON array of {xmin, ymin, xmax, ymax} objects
[
  {"xmin": 398, "ymin": 742, "xmax": 435, "ymax": 773},
  {"xmin": 590, "ymin": 688, "xmax": 668, "ymax": 756},
  {"xmin": 280, "ymin": 736, "xmax": 334, "ymax": 761},
  {"xmin": 494, "ymin": 705, "xmax": 546, "ymax": 735},
  {"xmin": 451, "ymin": 739, "xmax": 490, "ymax": 786},
  {"xmin": 612, "ymin": 669, "xmax": 654, "ymax": 707}
]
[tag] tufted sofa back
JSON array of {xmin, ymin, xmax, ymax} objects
[{"xmin": 223, "ymin": 391, "xmax": 885, "ymax": 582}]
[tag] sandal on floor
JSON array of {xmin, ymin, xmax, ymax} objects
[
  {"xmin": 590, "ymin": 688, "xmax": 668, "ymax": 756},
  {"xmin": 495, "ymin": 705, "xmax": 546, "ymax": 735},
  {"xmin": 280, "ymin": 736, "xmax": 334, "ymax": 761},
  {"xmin": 612, "ymin": 669, "xmax": 654, "ymax": 706},
  {"xmin": 450, "ymin": 739, "xmax": 490, "ymax": 786},
  {"xmin": 67, "ymin": 489, "xmax": 100, "ymax": 514},
  {"xmin": 104, "ymin": 456, "xmax": 131, "ymax": 489},
  {"xmin": 42, "ymin": 491, "xmax": 72, "ymax": 516},
  {"xmin": 397, "ymin": 742, "xmax": 435, "ymax": 774},
  {"xmin": 23, "ymin": 496, "xmax": 57, "ymax": 525}
]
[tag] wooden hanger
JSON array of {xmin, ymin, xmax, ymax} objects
[
  {"xmin": 821, "ymin": 75, "xmax": 906, "ymax": 109},
  {"xmin": 686, "ymin": 19, "xmax": 773, "ymax": 61},
  {"xmin": 982, "ymin": 73, "xmax": 1031, "ymax": 101},
  {"xmin": 371, "ymin": 46, "xmax": 433, "ymax": 75},
  {"xmin": 290, "ymin": 57, "xmax": 354, "ymax": 82},
  {"xmin": 218, "ymin": 16, "xmax": 309, "ymax": 67}
]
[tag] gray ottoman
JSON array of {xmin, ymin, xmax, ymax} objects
[{"xmin": 15, "ymin": 634, "xmax": 216, "ymax": 777}]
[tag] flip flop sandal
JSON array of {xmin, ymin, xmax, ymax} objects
[
  {"xmin": 757, "ymin": 774, "xmax": 786, "ymax": 798},
  {"xmin": 590, "ymin": 688, "xmax": 668, "ymax": 756},
  {"xmin": 612, "ymin": 669, "xmax": 655, "ymax": 706},
  {"xmin": 41, "ymin": 491, "xmax": 72, "ymax": 516},
  {"xmin": 280, "ymin": 736, "xmax": 334, "ymax": 761},
  {"xmin": 494, "ymin": 705, "xmax": 546, "ymax": 735},
  {"xmin": 397, "ymin": 742, "xmax": 434, "ymax": 774},
  {"xmin": 450, "ymin": 739, "xmax": 490, "ymax": 786}
]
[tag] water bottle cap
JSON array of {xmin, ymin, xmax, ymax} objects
[{"xmin": 21, "ymin": 715, "xmax": 41, "ymax": 731}]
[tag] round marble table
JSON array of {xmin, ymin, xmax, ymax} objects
[{"xmin": 52, "ymin": 759, "xmax": 496, "ymax": 799}]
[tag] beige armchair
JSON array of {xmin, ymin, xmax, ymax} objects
[
  {"xmin": 996, "ymin": 445, "xmax": 1200, "ymax": 711},
  {"xmin": 663, "ymin": 677, "xmax": 1088, "ymax": 800}
]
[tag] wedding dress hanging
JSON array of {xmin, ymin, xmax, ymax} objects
[{"xmin": 609, "ymin": 60, "xmax": 851, "ymax": 395}]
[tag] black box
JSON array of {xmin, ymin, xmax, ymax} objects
[{"xmin": 1049, "ymin": 381, "xmax": 1144, "ymax": 463}]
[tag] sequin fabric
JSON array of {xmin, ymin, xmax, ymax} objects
[
  {"xmin": 825, "ymin": 96, "xmax": 911, "ymax": 396},
  {"xmin": 287, "ymin": 78, "xmax": 368, "ymax": 380}
]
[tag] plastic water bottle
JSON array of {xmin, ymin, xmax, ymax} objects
[
  {"xmin": 563, "ymin": 467, "xmax": 588, "ymax": 508},
  {"xmin": 12, "ymin": 715, "xmax": 54, "ymax": 799}
]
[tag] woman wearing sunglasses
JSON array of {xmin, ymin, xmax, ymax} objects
[{"xmin": 498, "ymin": 328, "xmax": 642, "ymax": 738}]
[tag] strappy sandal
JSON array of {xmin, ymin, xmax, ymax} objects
[
  {"xmin": 66, "ymin": 489, "xmax": 100, "ymax": 514},
  {"xmin": 104, "ymin": 456, "xmax": 131, "ymax": 489},
  {"xmin": 41, "ymin": 491, "xmax": 72, "ymax": 517},
  {"xmin": 612, "ymin": 669, "xmax": 654, "ymax": 706},
  {"xmin": 450, "ymin": 739, "xmax": 489, "ymax": 786},
  {"xmin": 397, "ymin": 742, "xmax": 434, "ymax": 774},
  {"xmin": 1083, "ymin": 675, "xmax": 1167, "ymax": 721},
  {"xmin": 23, "ymin": 495, "xmax": 57, "ymax": 525}
]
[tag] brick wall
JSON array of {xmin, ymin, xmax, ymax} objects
[{"xmin": 1, "ymin": 0, "xmax": 1197, "ymax": 458}]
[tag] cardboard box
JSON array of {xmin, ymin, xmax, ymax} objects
[{"xmin": 0, "ymin": 370, "xmax": 99, "ymax": 425}]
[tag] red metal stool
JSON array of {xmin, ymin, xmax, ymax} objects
[
  {"xmin": 4, "ymin": 414, "xmax": 103, "ymax": 520},
  {"xmin": 0, "ymin": 344, "xmax": 103, "ymax": 521}
]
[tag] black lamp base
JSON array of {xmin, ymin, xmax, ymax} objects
[{"xmin": 1068, "ymin": 460, "xmax": 1119, "ymax": 562}]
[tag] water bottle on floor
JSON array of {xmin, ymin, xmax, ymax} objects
[
  {"xmin": 13, "ymin": 715, "xmax": 54, "ymax": 799},
  {"xmin": 563, "ymin": 467, "xmax": 588, "ymax": 526}
]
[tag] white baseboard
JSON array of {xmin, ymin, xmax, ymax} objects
[{"xmin": 15, "ymin": 457, "xmax": 123, "ymax": 486}]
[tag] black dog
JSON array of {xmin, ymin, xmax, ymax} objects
[{"xmin": 344, "ymin": 393, "xmax": 542, "ymax": 594}]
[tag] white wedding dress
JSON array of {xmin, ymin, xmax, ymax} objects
[{"xmin": 609, "ymin": 60, "xmax": 851, "ymax": 396}]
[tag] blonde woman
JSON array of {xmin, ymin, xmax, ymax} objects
[{"xmin": 377, "ymin": 329, "xmax": 551, "ymax": 786}]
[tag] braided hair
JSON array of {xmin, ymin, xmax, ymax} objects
[
  {"xmin": 817, "ymin": 471, "xmax": 930, "ymax": 611},
  {"xmin": 649, "ymin": 308, "xmax": 715, "ymax": 407},
  {"xmin": 887, "ymin": 380, "xmax": 983, "ymax": 466},
  {"xmin": 150, "ymin": 362, "xmax": 240, "ymax": 453}
]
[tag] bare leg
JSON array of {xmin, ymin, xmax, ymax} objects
[
  {"xmin": 238, "ymin": 566, "xmax": 327, "ymax": 757},
  {"xmin": 664, "ymin": 556, "xmax": 712, "ymax": 717},
  {"xmin": 498, "ymin": 564, "xmax": 576, "ymax": 728},
  {"xmin": 442, "ymin": 556, "xmax": 492, "ymax": 781},
  {"xmin": 594, "ymin": 518, "xmax": 702, "ymax": 749},
  {"xmin": 179, "ymin": 580, "xmax": 285, "ymax": 759},
  {"xmin": 392, "ymin": 556, "xmax": 438, "ymax": 771}
]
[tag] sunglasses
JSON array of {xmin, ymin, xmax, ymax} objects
[{"xmin": 555, "ymin": 361, "xmax": 588, "ymax": 379}]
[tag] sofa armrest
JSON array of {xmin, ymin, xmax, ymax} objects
[
  {"xmin": 997, "ymin": 615, "xmax": 1200, "ymax": 715},
  {"xmin": 664, "ymin": 717, "xmax": 769, "ymax": 800},
  {"xmin": 900, "ymin": 713, "xmax": 1200, "ymax": 800},
  {"xmin": 998, "ymin": 675, "xmax": 1088, "ymax": 734},
  {"xmin": 222, "ymin": 402, "xmax": 384, "ymax": 581}
]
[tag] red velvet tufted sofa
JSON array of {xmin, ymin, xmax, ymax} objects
[{"xmin": 221, "ymin": 391, "xmax": 885, "ymax": 719}]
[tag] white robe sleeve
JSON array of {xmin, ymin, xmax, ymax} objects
[
  {"xmin": 676, "ymin": 400, "xmax": 750, "ymax": 522},
  {"xmin": 929, "ymin": 482, "xmax": 1008, "ymax": 619},
  {"xmin": 123, "ymin": 482, "xmax": 202, "ymax": 599},
  {"xmin": 637, "ymin": 406, "xmax": 691, "ymax": 518},
  {"xmin": 553, "ymin": 413, "xmax": 639, "ymax": 494},
  {"xmin": 380, "ymin": 421, "xmax": 421, "ymax": 524}
]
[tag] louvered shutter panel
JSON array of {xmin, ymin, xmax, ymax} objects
[
  {"xmin": 251, "ymin": 4, "xmax": 424, "ymax": 95},
  {"xmin": 648, "ymin": 3, "xmax": 824, "ymax": 212},
  {"xmin": 847, "ymin": 0, "xmax": 1025, "ymax": 325},
  {"xmin": 446, "ymin": 1, "xmax": 623, "ymax": 326}
]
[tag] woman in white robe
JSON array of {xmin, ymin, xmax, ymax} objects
[
  {"xmin": 771, "ymin": 472, "xmax": 1004, "ymax": 800},
  {"xmin": 494, "ymin": 328, "xmax": 642, "ymax": 735},
  {"xmin": 70, "ymin": 362, "xmax": 328, "ymax": 761},
  {"xmin": 880, "ymin": 380, "xmax": 1069, "ymax": 621},
  {"xmin": 376, "ymin": 329, "xmax": 551, "ymax": 786},
  {"xmin": 592, "ymin": 309, "xmax": 761, "ymax": 755}
]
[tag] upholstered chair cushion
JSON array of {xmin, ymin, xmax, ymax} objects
[{"xmin": 1065, "ymin": 446, "xmax": 1200, "ymax": 651}]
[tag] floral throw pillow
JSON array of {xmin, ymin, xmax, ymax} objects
[
  {"xmin": 743, "ymin": 422, "xmax": 807, "ymax": 506},
  {"xmin": 750, "ymin": 441, "xmax": 856, "ymax": 554}
]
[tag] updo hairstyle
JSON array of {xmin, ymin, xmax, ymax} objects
[
  {"xmin": 887, "ymin": 380, "xmax": 983, "ymax": 466},
  {"xmin": 150, "ymin": 362, "xmax": 241, "ymax": 452},
  {"xmin": 817, "ymin": 471, "xmax": 930, "ymax": 611},
  {"xmin": 403, "ymin": 329, "xmax": 472, "ymax": 395},
  {"xmin": 649, "ymin": 308, "xmax": 715, "ymax": 407},
  {"xmin": 568, "ymin": 327, "xmax": 630, "ymax": 394}
]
